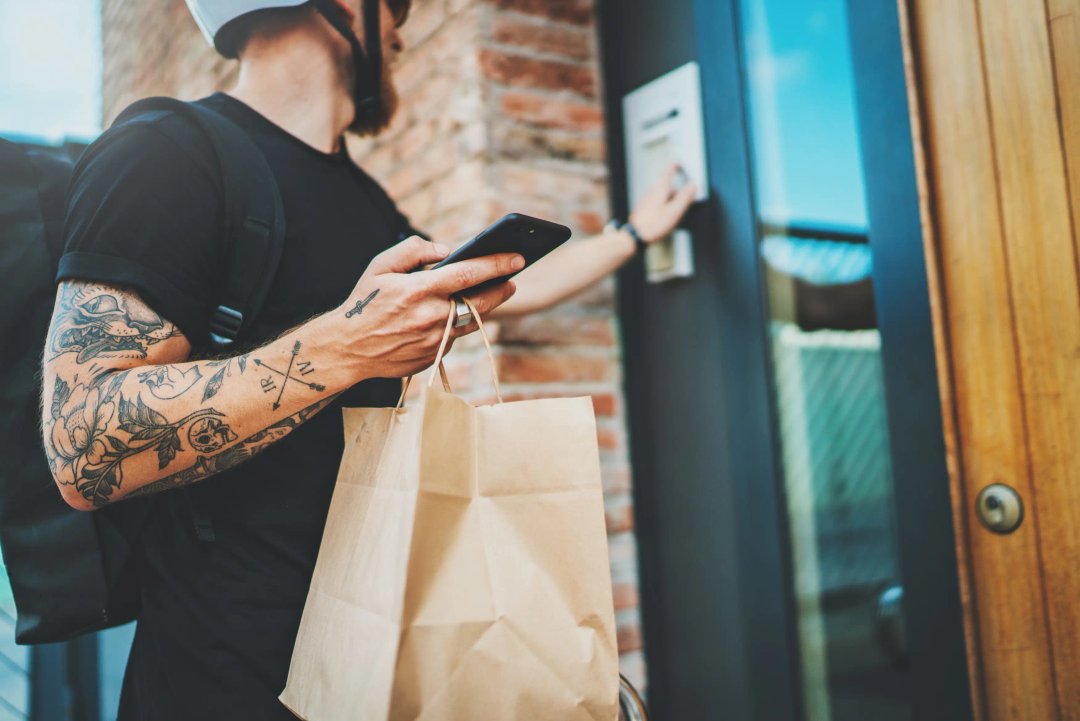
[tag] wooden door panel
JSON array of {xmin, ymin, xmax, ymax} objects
[
  {"xmin": 979, "ymin": 0, "xmax": 1080, "ymax": 715},
  {"xmin": 905, "ymin": 0, "xmax": 1058, "ymax": 717},
  {"xmin": 907, "ymin": 0, "xmax": 1080, "ymax": 716},
  {"xmin": 1049, "ymin": 0, "xmax": 1080, "ymax": 245}
]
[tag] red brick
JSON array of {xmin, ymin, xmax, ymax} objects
[
  {"xmin": 432, "ymin": 160, "xmax": 488, "ymax": 217},
  {"xmin": 572, "ymin": 277, "xmax": 617, "ymax": 307},
  {"xmin": 397, "ymin": 184, "xmax": 438, "ymax": 224},
  {"xmin": 617, "ymin": 623, "xmax": 644, "ymax": 653},
  {"xmin": 561, "ymin": 133, "xmax": 606, "ymax": 162},
  {"xmin": 612, "ymin": 582, "xmax": 640, "ymax": 611},
  {"xmin": 602, "ymin": 466, "xmax": 632, "ymax": 495},
  {"xmin": 498, "ymin": 314, "xmax": 616, "ymax": 346},
  {"xmin": 592, "ymin": 393, "xmax": 617, "ymax": 416},
  {"xmin": 575, "ymin": 211, "xmax": 605, "ymax": 235},
  {"xmin": 384, "ymin": 135, "xmax": 460, "ymax": 197},
  {"xmin": 395, "ymin": 117, "xmax": 439, "ymax": 164},
  {"xmin": 597, "ymin": 426, "xmax": 620, "ymax": 451},
  {"xmin": 496, "ymin": 353, "xmax": 613, "ymax": 383},
  {"xmin": 491, "ymin": 17, "xmax": 592, "ymax": 60},
  {"xmin": 500, "ymin": 91, "xmax": 604, "ymax": 130},
  {"xmin": 399, "ymin": 0, "xmax": 445, "ymax": 51},
  {"xmin": 356, "ymin": 141, "xmax": 397, "ymax": 178},
  {"xmin": 497, "ymin": 163, "xmax": 604, "ymax": 203},
  {"xmin": 605, "ymin": 500, "xmax": 634, "ymax": 534},
  {"xmin": 491, "ymin": 126, "xmax": 604, "ymax": 164},
  {"xmin": 490, "ymin": 391, "xmax": 617, "ymax": 417},
  {"xmin": 441, "ymin": 358, "xmax": 475, "ymax": 393},
  {"xmin": 495, "ymin": 197, "xmax": 560, "ymax": 224},
  {"xmin": 479, "ymin": 49, "xmax": 596, "ymax": 97},
  {"xmin": 490, "ymin": 0, "xmax": 594, "ymax": 25}
]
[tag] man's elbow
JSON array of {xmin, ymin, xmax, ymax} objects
[{"xmin": 54, "ymin": 481, "xmax": 103, "ymax": 512}]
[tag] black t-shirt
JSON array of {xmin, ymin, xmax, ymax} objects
[{"xmin": 58, "ymin": 94, "xmax": 420, "ymax": 720}]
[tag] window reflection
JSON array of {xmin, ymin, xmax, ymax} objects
[
  {"xmin": 739, "ymin": 0, "xmax": 913, "ymax": 719},
  {"xmin": 0, "ymin": 554, "xmax": 132, "ymax": 719}
]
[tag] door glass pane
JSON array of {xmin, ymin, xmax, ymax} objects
[
  {"xmin": 738, "ymin": 1, "xmax": 913, "ymax": 719},
  {"xmin": 0, "ymin": 561, "xmax": 28, "ymax": 720},
  {"xmin": 0, "ymin": 547, "xmax": 133, "ymax": 719}
]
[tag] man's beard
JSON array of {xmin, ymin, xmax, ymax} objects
[{"xmin": 348, "ymin": 65, "xmax": 399, "ymax": 137}]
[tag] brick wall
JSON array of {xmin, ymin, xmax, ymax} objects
[{"xmin": 101, "ymin": 0, "xmax": 645, "ymax": 690}]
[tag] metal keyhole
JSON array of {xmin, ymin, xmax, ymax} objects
[{"xmin": 975, "ymin": 483, "xmax": 1024, "ymax": 534}]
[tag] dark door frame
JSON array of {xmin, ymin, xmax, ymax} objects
[
  {"xmin": 598, "ymin": 0, "xmax": 801, "ymax": 716},
  {"xmin": 597, "ymin": 0, "xmax": 972, "ymax": 718},
  {"xmin": 846, "ymin": 3, "xmax": 972, "ymax": 719}
]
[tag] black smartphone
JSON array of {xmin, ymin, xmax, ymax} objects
[{"xmin": 430, "ymin": 213, "xmax": 572, "ymax": 291}]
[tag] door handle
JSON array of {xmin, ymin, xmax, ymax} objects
[{"xmin": 975, "ymin": 483, "xmax": 1024, "ymax": 534}]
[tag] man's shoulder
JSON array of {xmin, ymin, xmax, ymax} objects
[{"xmin": 78, "ymin": 100, "xmax": 221, "ymax": 184}]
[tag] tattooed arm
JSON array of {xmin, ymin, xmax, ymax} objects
[
  {"xmin": 41, "ymin": 238, "xmax": 522, "ymax": 510},
  {"xmin": 41, "ymin": 281, "xmax": 357, "ymax": 510}
]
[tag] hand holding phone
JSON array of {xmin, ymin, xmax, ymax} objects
[{"xmin": 430, "ymin": 213, "xmax": 572, "ymax": 292}]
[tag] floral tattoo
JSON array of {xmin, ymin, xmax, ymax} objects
[{"xmin": 47, "ymin": 371, "xmax": 233, "ymax": 507}]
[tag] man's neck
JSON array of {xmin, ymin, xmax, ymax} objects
[{"xmin": 228, "ymin": 38, "xmax": 353, "ymax": 154}]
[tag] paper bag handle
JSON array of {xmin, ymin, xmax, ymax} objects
[
  {"xmin": 428, "ymin": 297, "xmax": 503, "ymax": 402},
  {"xmin": 396, "ymin": 301, "xmax": 454, "ymax": 408},
  {"xmin": 396, "ymin": 298, "xmax": 504, "ymax": 408},
  {"xmin": 396, "ymin": 364, "xmax": 451, "ymax": 408},
  {"xmin": 457, "ymin": 297, "xmax": 503, "ymax": 403}
]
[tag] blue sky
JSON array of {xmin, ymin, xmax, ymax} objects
[{"xmin": 0, "ymin": 0, "xmax": 102, "ymax": 143}]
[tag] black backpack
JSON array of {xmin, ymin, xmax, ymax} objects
[{"xmin": 0, "ymin": 97, "xmax": 285, "ymax": 644}]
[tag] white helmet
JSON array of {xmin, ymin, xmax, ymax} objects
[
  {"xmin": 185, "ymin": 0, "xmax": 411, "ymax": 58},
  {"xmin": 185, "ymin": 0, "xmax": 310, "ymax": 58}
]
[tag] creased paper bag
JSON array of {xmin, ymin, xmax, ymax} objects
[{"xmin": 281, "ymin": 301, "xmax": 620, "ymax": 721}]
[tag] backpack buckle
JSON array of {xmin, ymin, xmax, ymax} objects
[{"xmin": 208, "ymin": 305, "xmax": 243, "ymax": 346}]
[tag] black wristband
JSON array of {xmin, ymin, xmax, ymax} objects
[{"xmin": 620, "ymin": 222, "xmax": 647, "ymax": 254}]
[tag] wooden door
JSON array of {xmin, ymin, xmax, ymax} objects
[{"xmin": 902, "ymin": 0, "xmax": 1080, "ymax": 717}]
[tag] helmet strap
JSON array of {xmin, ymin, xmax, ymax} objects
[{"xmin": 313, "ymin": 0, "xmax": 382, "ymax": 127}]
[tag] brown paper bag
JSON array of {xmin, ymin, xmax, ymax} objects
[{"xmin": 280, "ymin": 300, "xmax": 620, "ymax": 721}]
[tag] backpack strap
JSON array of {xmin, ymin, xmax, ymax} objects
[
  {"xmin": 109, "ymin": 98, "xmax": 287, "ymax": 543},
  {"xmin": 111, "ymin": 97, "xmax": 286, "ymax": 348}
]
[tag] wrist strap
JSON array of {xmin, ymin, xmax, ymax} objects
[
  {"xmin": 606, "ymin": 218, "xmax": 647, "ymax": 253},
  {"xmin": 621, "ymin": 222, "xmax": 647, "ymax": 254}
]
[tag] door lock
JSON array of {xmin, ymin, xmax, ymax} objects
[{"xmin": 975, "ymin": 483, "xmax": 1024, "ymax": 534}]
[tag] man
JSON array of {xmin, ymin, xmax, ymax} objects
[{"xmin": 40, "ymin": 0, "xmax": 695, "ymax": 717}]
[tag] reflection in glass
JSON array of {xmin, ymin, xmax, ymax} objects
[
  {"xmin": 0, "ymin": 561, "xmax": 27, "ymax": 719},
  {"xmin": 739, "ymin": 0, "xmax": 913, "ymax": 719},
  {"xmin": 0, "ymin": 552, "xmax": 133, "ymax": 719}
]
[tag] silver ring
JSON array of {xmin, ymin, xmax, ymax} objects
[{"xmin": 453, "ymin": 298, "xmax": 472, "ymax": 328}]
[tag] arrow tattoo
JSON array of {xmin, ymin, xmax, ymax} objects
[
  {"xmin": 273, "ymin": 343, "xmax": 300, "ymax": 410},
  {"xmin": 253, "ymin": 358, "xmax": 327, "ymax": 393},
  {"xmin": 345, "ymin": 289, "xmax": 380, "ymax": 318}
]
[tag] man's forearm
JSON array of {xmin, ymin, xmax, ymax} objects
[
  {"xmin": 43, "ymin": 310, "xmax": 357, "ymax": 510},
  {"xmin": 125, "ymin": 392, "xmax": 337, "ymax": 500}
]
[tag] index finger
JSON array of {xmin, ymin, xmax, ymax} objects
[{"xmin": 421, "ymin": 252, "xmax": 525, "ymax": 295}]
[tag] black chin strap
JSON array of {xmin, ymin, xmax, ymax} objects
[{"xmin": 313, "ymin": 0, "xmax": 382, "ymax": 126}]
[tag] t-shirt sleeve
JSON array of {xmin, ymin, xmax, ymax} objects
[
  {"xmin": 394, "ymin": 208, "xmax": 430, "ymax": 243},
  {"xmin": 57, "ymin": 123, "xmax": 223, "ymax": 344}
]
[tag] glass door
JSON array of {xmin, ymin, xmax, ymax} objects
[
  {"xmin": 738, "ymin": 1, "xmax": 910, "ymax": 718},
  {"xmin": 597, "ymin": 0, "xmax": 971, "ymax": 716}
]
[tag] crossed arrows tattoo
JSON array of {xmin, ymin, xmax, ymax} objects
[
  {"xmin": 255, "ymin": 341, "xmax": 326, "ymax": 410},
  {"xmin": 258, "ymin": 289, "xmax": 378, "ymax": 412}
]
